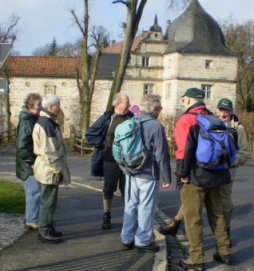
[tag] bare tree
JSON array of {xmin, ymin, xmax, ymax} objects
[
  {"xmin": 71, "ymin": 0, "xmax": 110, "ymax": 138},
  {"xmin": 0, "ymin": 15, "xmax": 19, "ymax": 43},
  {"xmin": 106, "ymin": 0, "xmax": 189, "ymax": 109},
  {"xmin": 221, "ymin": 19, "xmax": 254, "ymax": 112},
  {"xmin": 0, "ymin": 15, "xmax": 20, "ymax": 133}
]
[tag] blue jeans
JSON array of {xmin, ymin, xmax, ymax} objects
[
  {"xmin": 121, "ymin": 176, "xmax": 159, "ymax": 246},
  {"xmin": 23, "ymin": 176, "xmax": 41, "ymax": 224}
]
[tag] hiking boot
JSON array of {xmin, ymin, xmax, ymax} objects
[
  {"xmin": 226, "ymin": 227, "xmax": 232, "ymax": 248},
  {"xmin": 26, "ymin": 222, "xmax": 39, "ymax": 231},
  {"xmin": 135, "ymin": 242, "xmax": 160, "ymax": 253},
  {"xmin": 179, "ymin": 258, "xmax": 205, "ymax": 271},
  {"xmin": 157, "ymin": 219, "xmax": 182, "ymax": 236},
  {"xmin": 50, "ymin": 223, "xmax": 63, "ymax": 237},
  {"xmin": 213, "ymin": 252, "xmax": 232, "ymax": 265},
  {"xmin": 102, "ymin": 212, "xmax": 111, "ymax": 230},
  {"xmin": 122, "ymin": 242, "xmax": 134, "ymax": 251},
  {"xmin": 38, "ymin": 229, "xmax": 62, "ymax": 244}
]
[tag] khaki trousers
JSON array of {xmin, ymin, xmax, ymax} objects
[{"xmin": 181, "ymin": 183, "xmax": 230, "ymax": 264}]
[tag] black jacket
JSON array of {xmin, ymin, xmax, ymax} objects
[
  {"xmin": 85, "ymin": 109, "xmax": 134, "ymax": 176},
  {"xmin": 16, "ymin": 108, "xmax": 38, "ymax": 181}
]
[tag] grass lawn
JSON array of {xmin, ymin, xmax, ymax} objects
[{"xmin": 0, "ymin": 181, "xmax": 25, "ymax": 214}]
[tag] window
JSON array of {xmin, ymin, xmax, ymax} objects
[
  {"xmin": 144, "ymin": 84, "xmax": 154, "ymax": 95},
  {"xmin": 44, "ymin": 82, "xmax": 56, "ymax": 95},
  {"xmin": 142, "ymin": 56, "xmax": 149, "ymax": 67},
  {"xmin": 205, "ymin": 60, "xmax": 213, "ymax": 69},
  {"xmin": 201, "ymin": 84, "xmax": 213, "ymax": 99}
]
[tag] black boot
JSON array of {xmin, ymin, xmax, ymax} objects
[
  {"xmin": 102, "ymin": 212, "xmax": 111, "ymax": 230},
  {"xmin": 50, "ymin": 223, "xmax": 63, "ymax": 237},
  {"xmin": 38, "ymin": 229, "xmax": 61, "ymax": 244},
  {"xmin": 213, "ymin": 252, "xmax": 232, "ymax": 265},
  {"xmin": 157, "ymin": 219, "xmax": 182, "ymax": 236}
]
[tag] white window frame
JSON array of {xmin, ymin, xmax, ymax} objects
[
  {"xmin": 144, "ymin": 84, "xmax": 154, "ymax": 95},
  {"xmin": 142, "ymin": 56, "xmax": 150, "ymax": 67},
  {"xmin": 201, "ymin": 84, "xmax": 213, "ymax": 99}
]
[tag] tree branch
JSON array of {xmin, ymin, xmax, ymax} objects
[
  {"xmin": 70, "ymin": 9, "xmax": 85, "ymax": 37},
  {"xmin": 112, "ymin": 0, "xmax": 129, "ymax": 6}
]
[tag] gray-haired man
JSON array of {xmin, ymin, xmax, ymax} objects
[
  {"xmin": 33, "ymin": 94, "xmax": 70, "ymax": 243},
  {"xmin": 121, "ymin": 94, "xmax": 171, "ymax": 253}
]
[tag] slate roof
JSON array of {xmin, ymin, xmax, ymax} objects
[{"xmin": 166, "ymin": 0, "xmax": 235, "ymax": 56}]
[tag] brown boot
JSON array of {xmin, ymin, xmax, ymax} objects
[{"xmin": 157, "ymin": 219, "xmax": 182, "ymax": 236}]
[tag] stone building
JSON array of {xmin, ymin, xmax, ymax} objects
[{"xmin": 2, "ymin": 0, "xmax": 237, "ymax": 138}]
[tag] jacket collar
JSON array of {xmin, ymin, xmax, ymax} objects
[
  {"xmin": 40, "ymin": 108, "xmax": 57, "ymax": 123},
  {"xmin": 185, "ymin": 102, "xmax": 208, "ymax": 114}
]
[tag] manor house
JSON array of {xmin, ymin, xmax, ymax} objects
[{"xmin": 2, "ymin": 0, "xmax": 237, "ymax": 138}]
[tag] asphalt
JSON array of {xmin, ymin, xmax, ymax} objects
[{"xmin": 0, "ymin": 142, "xmax": 167, "ymax": 271}]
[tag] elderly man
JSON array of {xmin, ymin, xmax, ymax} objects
[
  {"xmin": 86, "ymin": 93, "xmax": 134, "ymax": 230},
  {"xmin": 33, "ymin": 94, "xmax": 70, "ymax": 243},
  {"xmin": 175, "ymin": 88, "xmax": 231, "ymax": 270},
  {"xmin": 16, "ymin": 93, "xmax": 42, "ymax": 230},
  {"xmin": 216, "ymin": 98, "xmax": 251, "ymax": 245},
  {"xmin": 121, "ymin": 94, "xmax": 171, "ymax": 253}
]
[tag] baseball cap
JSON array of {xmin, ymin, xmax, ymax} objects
[
  {"xmin": 217, "ymin": 98, "xmax": 233, "ymax": 110},
  {"xmin": 181, "ymin": 88, "xmax": 205, "ymax": 99}
]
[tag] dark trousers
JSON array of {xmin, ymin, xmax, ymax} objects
[
  {"xmin": 39, "ymin": 184, "xmax": 58, "ymax": 231},
  {"xmin": 103, "ymin": 161, "xmax": 125, "ymax": 199}
]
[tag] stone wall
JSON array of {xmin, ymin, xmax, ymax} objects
[{"xmin": 8, "ymin": 77, "xmax": 80, "ymax": 138}]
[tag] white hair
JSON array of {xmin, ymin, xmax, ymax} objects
[
  {"xmin": 42, "ymin": 94, "xmax": 60, "ymax": 108},
  {"xmin": 140, "ymin": 94, "xmax": 162, "ymax": 113},
  {"xmin": 112, "ymin": 93, "xmax": 128, "ymax": 107}
]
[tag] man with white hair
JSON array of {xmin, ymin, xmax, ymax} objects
[
  {"xmin": 121, "ymin": 94, "xmax": 171, "ymax": 253},
  {"xmin": 33, "ymin": 94, "xmax": 70, "ymax": 243},
  {"xmin": 86, "ymin": 93, "xmax": 134, "ymax": 230}
]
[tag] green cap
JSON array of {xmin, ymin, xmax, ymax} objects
[
  {"xmin": 181, "ymin": 87, "xmax": 205, "ymax": 99},
  {"xmin": 217, "ymin": 98, "xmax": 233, "ymax": 110}
]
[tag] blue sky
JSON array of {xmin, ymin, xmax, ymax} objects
[{"xmin": 0, "ymin": 0, "xmax": 253, "ymax": 55}]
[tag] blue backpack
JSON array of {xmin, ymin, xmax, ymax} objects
[
  {"xmin": 194, "ymin": 114, "xmax": 237, "ymax": 170},
  {"xmin": 112, "ymin": 117, "xmax": 153, "ymax": 175}
]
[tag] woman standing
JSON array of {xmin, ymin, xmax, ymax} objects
[{"xmin": 16, "ymin": 93, "xmax": 42, "ymax": 230}]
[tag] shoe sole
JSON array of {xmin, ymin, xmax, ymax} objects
[
  {"xmin": 37, "ymin": 236, "xmax": 62, "ymax": 244},
  {"xmin": 179, "ymin": 261, "xmax": 204, "ymax": 271},
  {"xmin": 135, "ymin": 247, "xmax": 160, "ymax": 253}
]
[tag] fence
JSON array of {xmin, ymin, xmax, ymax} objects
[
  {"xmin": 73, "ymin": 137, "xmax": 94, "ymax": 155},
  {"xmin": 0, "ymin": 129, "xmax": 16, "ymax": 145}
]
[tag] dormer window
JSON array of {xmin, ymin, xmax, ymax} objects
[{"xmin": 142, "ymin": 57, "xmax": 150, "ymax": 67}]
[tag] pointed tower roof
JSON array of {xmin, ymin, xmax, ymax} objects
[
  {"xmin": 165, "ymin": 0, "xmax": 234, "ymax": 56},
  {"xmin": 150, "ymin": 15, "xmax": 162, "ymax": 32}
]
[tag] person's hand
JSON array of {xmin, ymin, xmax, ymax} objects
[
  {"xmin": 161, "ymin": 182, "xmax": 171, "ymax": 188},
  {"xmin": 181, "ymin": 177, "xmax": 190, "ymax": 183},
  {"xmin": 56, "ymin": 172, "xmax": 64, "ymax": 184}
]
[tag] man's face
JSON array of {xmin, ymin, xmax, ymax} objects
[
  {"xmin": 29, "ymin": 100, "xmax": 42, "ymax": 116},
  {"xmin": 49, "ymin": 102, "xmax": 61, "ymax": 116},
  {"xmin": 182, "ymin": 96, "xmax": 190, "ymax": 110},
  {"xmin": 216, "ymin": 108, "xmax": 232, "ymax": 122},
  {"xmin": 153, "ymin": 105, "xmax": 163, "ymax": 119},
  {"xmin": 115, "ymin": 96, "xmax": 130, "ymax": 114}
]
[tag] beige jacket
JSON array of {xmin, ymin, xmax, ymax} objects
[{"xmin": 32, "ymin": 110, "xmax": 71, "ymax": 185}]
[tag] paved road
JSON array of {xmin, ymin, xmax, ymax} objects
[
  {"xmin": 1, "ymin": 142, "xmax": 254, "ymax": 270},
  {"xmin": 0, "ymin": 184, "xmax": 154, "ymax": 271}
]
